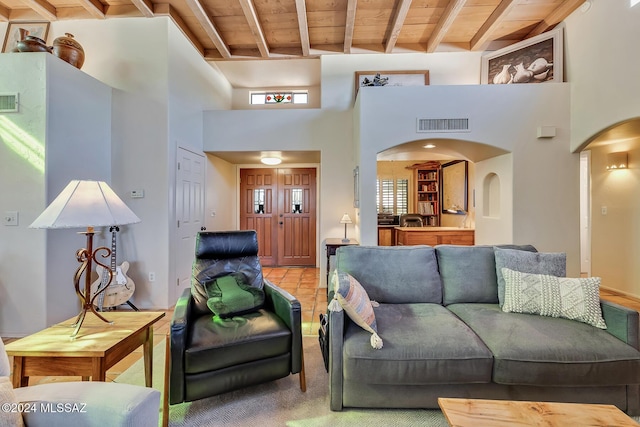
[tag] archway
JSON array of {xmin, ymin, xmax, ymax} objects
[
  {"xmin": 578, "ymin": 118, "xmax": 640, "ymax": 296},
  {"xmin": 376, "ymin": 138, "xmax": 510, "ymax": 244}
]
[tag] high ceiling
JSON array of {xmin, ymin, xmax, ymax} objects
[{"xmin": 2, "ymin": 0, "xmax": 586, "ymax": 62}]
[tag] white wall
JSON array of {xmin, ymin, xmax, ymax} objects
[
  {"xmin": 564, "ymin": 1, "xmax": 640, "ymax": 152},
  {"xmin": 589, "ymin": 141, "xmax": 640, "ymax": 294},
  {"xmin": 356, "ymin": 83, "xmax": 579, "ymax": 274},
  {"xmin": 563, "ymin": 1, "xmax": 640, "ymax": 293},
  {"xmin": 0, "ymin": 54, "xmax": 111, "ymax": 336},
  {"xmin": 203, "ymin": 108, "xmax": 354, "ymax": 282},
  {"xmin": 43, "ymin": 18, "xmax": 232, "ymax": 309},
  {"xmin": 205, "ymin": 154, "xmax": 237, "ymax": 230},
  {"xmin": 0, "ymin": 54, "xmax": 48, "ymax": 336}
]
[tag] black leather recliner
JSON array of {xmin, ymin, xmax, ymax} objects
[{"xmin": 169, "ymin": 230, "xmax": 306, "ymax": 404}]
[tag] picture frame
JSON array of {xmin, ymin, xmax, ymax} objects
[
  {"xmin": 441, "ymin": 160, "xmax": 468, "ymax": 214},
  {"xmin": 2, "ymin": 22, "xmax": 50, "ymax": 53},
  {"xmin": 480, "ymin": 27, "xmax": 563, "ymax": 85},
  {"xmin": 355, "ymin": 70, "xmax": 429, "ymax": 98}
]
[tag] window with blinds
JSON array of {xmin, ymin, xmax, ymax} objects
[{"xmin": 377, "ymin": 178, "xmax": 408, "ymax": 215}]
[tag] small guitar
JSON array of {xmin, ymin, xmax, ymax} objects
[{"xmin": 90, "ymin": 226, "xmax": 136, "ymax": 309}]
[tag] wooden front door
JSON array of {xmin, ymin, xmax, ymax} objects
[{"xmin": 240, "ymin": 167, "xmax": 316, "ymax": 267}]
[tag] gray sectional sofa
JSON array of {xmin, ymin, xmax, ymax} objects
[{"xmin": 328, "ymin": 244, "xmax": 640, "ymax": 414}]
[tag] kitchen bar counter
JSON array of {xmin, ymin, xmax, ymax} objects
[{"xmin": 394, "ymin": 227, "xmax": 475, "ymax": 246}]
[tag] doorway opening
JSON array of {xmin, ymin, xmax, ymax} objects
[{"xmin": 240, "ymin": 167, "xmax": 317, "ymax": 267}]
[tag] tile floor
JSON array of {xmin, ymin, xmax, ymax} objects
[{"xmin": 3, "ymin": 268, "xmax": 639, "ymax": 387}]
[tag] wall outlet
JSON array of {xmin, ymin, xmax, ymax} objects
[
  {"xmin": 601, "ymin": 206, "xmax": 607, "ymax": 215},
  {"xmin": 148, "ymin": 272, "xmax": 156, "ymax": 282}
]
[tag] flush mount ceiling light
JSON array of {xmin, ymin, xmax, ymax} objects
[
  {"xmin": 261, "ymin": 156, "xmax": 282, "ymax": 165},
  {"xmin": 424, "ymin": 144, "xmax": 436, "ymax": 149}
]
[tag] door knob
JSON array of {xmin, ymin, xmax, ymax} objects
[{"xmin": 279, "ymin": 222, "xmax": 283, "ymax": 225}]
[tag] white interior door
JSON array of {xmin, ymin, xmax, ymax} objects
[{"xmin": 176, "ymin": 147, "xmax": 205, "ymax": 300}]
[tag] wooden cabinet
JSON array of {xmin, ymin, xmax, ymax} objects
[
  {"xmin": 410, "ymin": 161, "xmax": 441, "ymax": 227},
  {"xmin": 395, "ymin": 227, "xmax": 475, "ymax": 246},
  {"xmin": 378, "ymin": 227, "xmax": 395, "ymax": 246}
]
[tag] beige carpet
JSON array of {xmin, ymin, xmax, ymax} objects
[{"xmin": 115, "ymin": 336, "xmax": 449, "ymax": 427}]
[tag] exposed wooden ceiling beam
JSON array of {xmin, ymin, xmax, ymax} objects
[
  {"xmin": 470, "ymin": 0, "xmax": 518, "ymax": 51},
  {"xmin": 21, "ymin": 0, "xmax": 57, "ymax": 21},
  {"xmin": 526, "ymin": 0, "xmax": 584, "ymax": 38},
  {"xmin": 182, "ymin": 0, "xmax": 230, "ymax": 58},
  {"xmin": 130, "ymin": 0, "xmax": 154, "ymax": 18},
  {"xmin": 154, "ymin": 4, "xmax": 204, "ymax": 55},
  {"xmin": 426, "ymin": 0, "xmax": 467, "ymax": 53},
  {"xmin": 385, "ymin": 0, "xmax": 412, "ymax": 53},
  {"xmin": 78, "ymin": 0, "xmax": 106, "ymax": 19},
  {"xmin": 344, "ymin": 0, "xmax": 357, "ymax": 54},
  {"xmin": 294, "ymin": 0, "xmax": 310, "ymax": 56},
  {"xmin": 238, "ymin": 0, "xmax": 269, "ymax": 58},
  {"xmin": 0, "ymin": 5, "xmax": 9, "ymax": 21}
]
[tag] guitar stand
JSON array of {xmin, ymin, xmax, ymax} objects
[{"xmin": 126, "ymin": 300, "xmax": 139, "ymax": 311}]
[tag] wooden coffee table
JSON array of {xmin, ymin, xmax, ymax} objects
[
  {"xmin": 5, "ymin": 311, "xmax": 165, "ymax": 388},
  {"xmin": 438, "ymin": 398, "xmax": 640, "ymax": 427}
]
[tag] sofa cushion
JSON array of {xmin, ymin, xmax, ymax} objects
[
  {"xmin": 336, "ymin": 246, "xmax": 441, "ymax": 304},
  {"xmin": 437, "ymin": 244, "xmax": 537, "ymax": 305},
  {"xmin": 342, "ymin": 303, "xmax": 493, "ymax": 385},
  {"xmin": 330, "ymin": 270, "xmax": 382, "ymax": 349},
  {"xmin": 185, "ymin": 310, "xmax": 291, "ymax": 374},
  {"xmin": 448, "ymin": 303, "xmax": 640, "ymax": 387},
  {"xmin": 501, "ymin": 268, "xmax": 606, "ymax": 329},
  {"xmin": 495, "ymin": 247, "xmax": 565, "ymax": 306}
]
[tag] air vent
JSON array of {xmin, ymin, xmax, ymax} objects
[
  {"xmin": 417, "ymin": 118, "xmax": 469, "ymax": 133},
  {"xmin": 0, "ymin": 93, "xmax": 18, "ymax": 113}
]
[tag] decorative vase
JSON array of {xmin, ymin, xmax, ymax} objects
[
  {"xmin": 16, "ymin": 35, "xmax": 52, "ymax": 53},
  {"xmin": 52, "ymin": 33, "xmax": 85, "ymax": 69}
]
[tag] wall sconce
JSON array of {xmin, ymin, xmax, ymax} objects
[
  {"xmin": 606, "ymin": 152, "xmax": 628, "ymax": 170},
  {"xmin": 340, "ymin": 213, "xmax": 352, "ymax": 242}
]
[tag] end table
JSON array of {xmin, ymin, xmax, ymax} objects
[{"xmin": 325, "ymin": 238, "xmax": 359, "ymax": 286}]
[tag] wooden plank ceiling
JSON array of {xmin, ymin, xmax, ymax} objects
[{"xmin": 1, "ymin": 0, "xmax": 586, "ymax": 61}]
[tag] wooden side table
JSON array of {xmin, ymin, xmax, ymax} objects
[
  {"xmin": 5, "ymin": 311, "xmax": 165, "ymax": 388},
  {"xmin": 325, "ymin": 238, "xmax": 359, "ymax": 286}
]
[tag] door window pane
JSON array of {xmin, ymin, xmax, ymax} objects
[
  {"xmin": 291, "ymin": 188, "xmax": 303, "ymax": 213},
  {"xmin": 254, "ymin": 189, "xmax": 265, "ymax": 213}
]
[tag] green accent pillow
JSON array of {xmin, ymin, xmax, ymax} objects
[
  {"xmin": 204, "ymin": 275, "xmax": 265, "ymax": 318},
  {"xmin": 501, "ymin": 267, "xmax": 607, "ymax": 329}
]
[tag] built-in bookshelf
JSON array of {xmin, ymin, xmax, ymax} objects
[{"xmin": 409, "ymin": 161, "xmax": 441, "ymax": 227}]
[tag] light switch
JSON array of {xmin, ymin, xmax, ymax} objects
[
  {"xmin": 601, "ymin": 206, "xmax": 607, "ymax": 215},
  {"xmin": 4, "ymin": 211, "xmax": 18, "ymax": 226}
]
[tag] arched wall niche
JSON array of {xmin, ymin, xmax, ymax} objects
[{"xmin": 483, "ymin": 173, "xmax": 500, "ymax": 218}]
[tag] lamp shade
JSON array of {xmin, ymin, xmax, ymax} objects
[
  {"xmin": 30, "ymin": 180, "xmax": 140, "ymax": 229},
  {"xmin": 340, "ymin": 213, "xmax": 352, "ymax": 224}
]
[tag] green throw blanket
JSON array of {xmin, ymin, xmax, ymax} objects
[{"xmin": 205, "ymin": 275, "xmax": 265, "ymax": 318}]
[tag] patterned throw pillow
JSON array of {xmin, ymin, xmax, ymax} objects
[
  {"xmin": 501, "ymin": 267, "xmax": 606, "ymax": 329},
  {"xmin": 328, "ymin": 270, "xmax": 383, "ymax": 349},
  {"xmin": 494, "ymin": 247, "xmax": 566, "ymax": 306}
]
